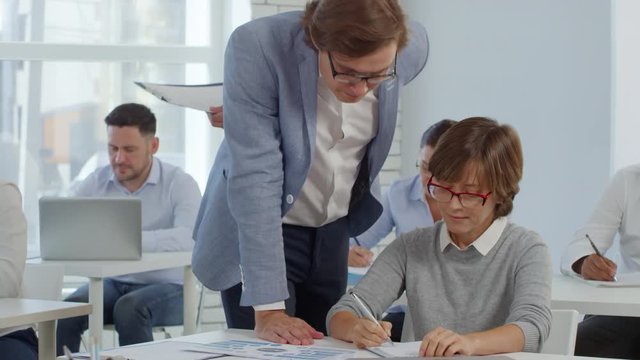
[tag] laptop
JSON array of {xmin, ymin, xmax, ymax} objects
[{"xmin": 39, "ymin": 197, "xmax": 142, "ymax": 261}]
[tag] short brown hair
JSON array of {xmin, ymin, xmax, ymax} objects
[
  {"xmin": 428, "ymin": 117, "xmax": 523, "ymax": 218},
  {"xmin": 301, "ymin": 0, "xmax": 408, "ymax": 57},
  {"xmin": 104, "ymin": 103, "xmax": 156, "ymax": 136}
]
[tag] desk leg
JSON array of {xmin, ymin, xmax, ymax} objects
[
  {"xmin": 183, "ymin": 265, "xmax": 197, "ymax": 335},
  {"xmin": 88, "ymin": 277, "xmax": 104, "ymax": 348},
  {"xmin": 38, "ymin": 320, "xmax": 55, "ymax": 360}
]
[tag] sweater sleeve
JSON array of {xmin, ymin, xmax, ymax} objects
[
  {"xmin": 326, "ymin": 234, "xmax": 409, "ymax": 333},
  {"xmin": 507, "ymin": 233, "xmax": 553, "ymax": 352}
]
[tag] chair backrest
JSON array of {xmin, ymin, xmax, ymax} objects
[
  {"xmin": 21, "ymin": 263, "xmax": 64, "ymax": 300},
  {"xmin": 540, "ymin": 309, "xmax": 580, "ymax": 355}
]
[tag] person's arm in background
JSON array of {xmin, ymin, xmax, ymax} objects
[
  {"xmin": 142, "ymin": 173, "xmax": 202, "ymax": 252},
  {"xmin": 0, "ymin": 182, "xmax": 27, "ymax": 298},
  {"xmin": 349, "ymin": 190, "xmax": 394, "ymax": 267},
  {"xmin": 561, "ymin": 168, "xmax": 625, "ymax": 280}
]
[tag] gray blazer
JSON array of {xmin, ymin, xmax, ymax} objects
[{"xmin": 192, "ymin": 11, "xmax": 429, "ymax": 307}]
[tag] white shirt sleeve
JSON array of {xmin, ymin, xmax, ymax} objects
[
  {"xmin": 561, "ymin": 168, "xmax": 626, "ymax": 274},
  {"xmin": 0, "ymin": 182, "xmax": 27, "ymax": 298}
]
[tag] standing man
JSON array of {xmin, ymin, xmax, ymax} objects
[
  {"xmin": 192, "ymin": 0, "xmax": 428, "ymax": 345},
  {"xmin": 56, "ymin": 103, "xmax": 201, "ymax": 355}
]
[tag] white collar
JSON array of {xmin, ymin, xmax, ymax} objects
[{"xmin": 439, "ymin": 217, "xmax": 508, "ymax": 256}]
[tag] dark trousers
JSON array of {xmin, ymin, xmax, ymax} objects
[
  {"xmin": 220, "ymin": 217, "xmax": 350, "ymax": 334},
  {"xmin": 382, "ymin": 311, "xmax": 405, "ymax": 343},
  {"xmin": 575, "ymin": 315, "xmax": 640, "ymax": 359},
  {"xmin": 0, "ymin": 328, "xmax": 38, "ymax": 360}
]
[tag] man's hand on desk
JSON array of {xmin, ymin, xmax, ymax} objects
[
  {"xmin": 575, "ymin": 254, "xmax": 618, "ymax": 281},
  {"xmin": 255, "ymin": 310, "xmax": 324, "ymax": 345},
  {"xmin": 348, "ymin": 246, "xmax": 373, "ymax": 267}
]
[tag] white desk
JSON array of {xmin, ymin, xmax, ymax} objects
[
  {"xmin": 0, "ymin": 298, "xmax": 91, "ymax": 360},
  {"xmin": 28, "ymin": 251, "xmax": 197, "ymax": 348},
  {"xmin": 552, "ymin": 274, "xmax": 640, "ymax": 317},
  {"xmin": 92, "ymin": 328, "xmax": 616, "ymax": 360}
]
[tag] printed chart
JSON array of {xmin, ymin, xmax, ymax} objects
[{"xmin": 204, "ymin": 339, "xmax": 356, "ymax": 360}]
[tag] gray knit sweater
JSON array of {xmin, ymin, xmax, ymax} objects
[{"xmin": 327, "ymin": 222, "xmax": 552, "ymax": 353}]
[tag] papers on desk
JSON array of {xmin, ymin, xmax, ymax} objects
[
  {"xmin": 362, "ymin": 342, "xmax": 513, "ymax": 359},
  {"xmin": 135, "ymin": 81, "xmax": 222, "ymax": 112},
  {"xmin": 87, "ymin": 341, "xmax": 224, "ymax": 360},
  {"xmin": 95, "ymin": 339, "xmax": 356, "ymax": 360},
  {"xmin": 348, "ymin": 266, "xmax": 369, "ymax": 276},
  {"xmin": 367, "ymin": 341, "xmax": 420, "ymax": 357},
  {"xmin": 570, "ymin": 272, "xmax": 640, "ymax": 287},
  {"xmin": 203, "ymin": 339, "xmax": 357, "ymax": 360}
]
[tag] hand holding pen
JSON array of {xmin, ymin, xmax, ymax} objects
[
  {"xmin": 580, "ymin": 234, "xmax": 618, "ymax": 281},
  {"xmin": 348, "ymin": 290, "xmax": 393, "ymax": 348}
]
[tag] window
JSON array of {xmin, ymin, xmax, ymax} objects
[{"xmin": 1, "ymin": 0, "xmax": 248, "ymax": 251}]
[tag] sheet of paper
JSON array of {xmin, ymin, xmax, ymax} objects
[
  {"xmin": 135, "ymin": 81, "xmax": 222, "ymax": 112},
  {"xmin": 203, "ymin": 339, "xmax": 357, "ymax": 360},
  {"xmin": 348, "ymin": 266, "xmax": 369, "ymax": 276},
  {"xmin": 91, "ymin": 341, "xmax": 226, "ymax": 360},
  {"xmin": 579, "ymin": 272, "xmax": 640, "ymax": 287},
  {"xmin": 367, "ymin": 341, "xmax": 420, "ymax": 358}
]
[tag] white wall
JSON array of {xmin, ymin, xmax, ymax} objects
[
  {"xmin": 401, "ymin": 0, "xmax": 613, "ymax": 270},
  {"xmin": 613, "ymin": 0, "xmax": 640, "ymax": 171}
]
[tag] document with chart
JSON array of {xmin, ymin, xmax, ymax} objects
[
  {"xmin": 204, "ymin": 339, "xmax": 357, "ymax": 360},
  {"xmin": 135, "ymin": 81, "xmax": 222, "ymax": 112}
]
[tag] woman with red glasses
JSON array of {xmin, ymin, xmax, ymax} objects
[{"xmin": 327, "ymin": 117, "xmax": 552, "ymax": 357}]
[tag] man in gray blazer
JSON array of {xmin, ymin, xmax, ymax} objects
[{"xmin": 192, "ymin": 0, "xmax": 428, "ymax": 345}]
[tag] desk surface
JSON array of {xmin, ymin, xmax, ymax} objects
[
  {"xmin": 552, "ymin": 274, "xmax": 640, "ymax": 317},
  {"xmin": 28, "ymin": 251, "xmax": 192, "ymax": 277},
  {"xmin": 94, "ymin": 328, "xmax": 616, "ymax": 360},
  {"xmin": 0, "ymin": 298, "xmax": 91, "ymax": 329}
]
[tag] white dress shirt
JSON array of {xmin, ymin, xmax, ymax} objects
[
  {"xmin": 283, "ymin": 75, "xmax": 378, "ymax": 227},
  {"xmin": 562, "ymin": 164, "xmax": 640, "ymax": 275},
  {"xmin": 257, "ymin": 76, "xmax": 378, "ymax": 312}
]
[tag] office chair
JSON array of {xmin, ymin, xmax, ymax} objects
[{"xmin": 541, "ymin": 309, "xmax": 580, "ymax": 355}]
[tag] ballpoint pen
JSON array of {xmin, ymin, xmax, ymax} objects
[
  {"xmin": 586, "ymin": 233, "xmax": 618, "ymax": 281},
  {"xmin": 348, "ymin": 289, "xmax": 393, "ymax": 346},
  {"xmin": 353, "ymin": 237, "xmax": 362, "ymax": 247}
]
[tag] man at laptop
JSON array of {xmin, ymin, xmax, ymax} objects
[{"xmin": 56, "ymin": 103, "xmax": 201, "ymax": 355}]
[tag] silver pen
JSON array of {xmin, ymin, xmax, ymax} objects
[
  {"xmin": 586, "ymin": 233, "xmax": 618, "ymax": 281},
  {"xmin": 348, "ymin": 290, "xmax": 393, "ymax": 346}
]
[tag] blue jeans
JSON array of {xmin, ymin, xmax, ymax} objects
[
  {"xmin": 0, "ymin": 328, "xmax": 38, "ymax": 360},
  {"xmin": 56, "ymin": 278, "xmax": 183, "ymax": 356}
]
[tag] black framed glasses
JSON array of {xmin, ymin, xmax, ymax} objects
[
  {"xmin": 426, "ymin": 176, "xmax": 492, "ymax": 208},
  {"xmin": 327, "ymin": 51, "xmax": 397, "ymax": 85}
]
